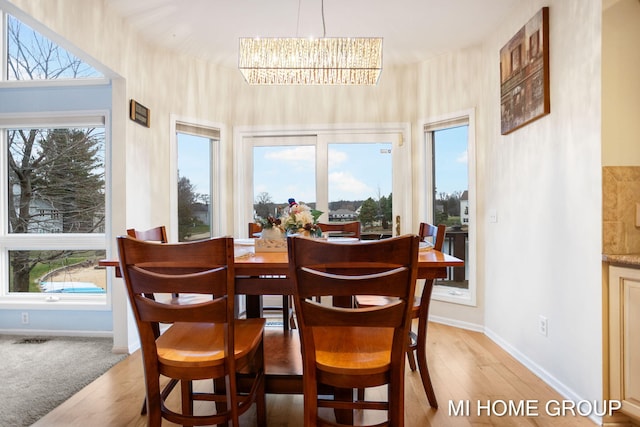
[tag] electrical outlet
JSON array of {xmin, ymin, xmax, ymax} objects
[
  {"xmin": 538, "ymin": 315, "xmax": 548, "ymax": 336},
  {"xmin": 21, "ymin": 312, "xmax": 29, "ymax": 324}
]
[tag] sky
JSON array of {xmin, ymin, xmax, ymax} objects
[
  {"xmin": 178, "ymin": 126, "xmax": 469, "ymax": 206},
  {"xmin": 253, "ymin": 143, "xmax": 393, "ymax": 204}
]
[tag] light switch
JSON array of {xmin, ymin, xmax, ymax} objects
[{"xmin": 488, "ymin": 209, "xmax": 498, "ymax": 223}]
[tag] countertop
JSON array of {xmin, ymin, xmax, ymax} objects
[{"xmin": 602, "ymin": 253, "xmax": 640, "ymax": 268}]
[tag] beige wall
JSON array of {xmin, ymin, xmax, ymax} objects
[
  {"xmin": 603, "ymin": 0, "xmax": 640, "ymax": 166},
  {"xmin": 6, "ymin": 0, "xmax": 605, "ymax": 407}
]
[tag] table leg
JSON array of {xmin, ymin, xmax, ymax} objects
[{"xmin": 246, "ymin": 295, "xmax": 263, "ymax": 318}]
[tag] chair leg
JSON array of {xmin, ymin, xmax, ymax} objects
[
  {"xmin": 282, "ymin": 295, "xmax": 292, "ymax": 331},
  {"xmin": 407, "ymin": 331, "xmax": 418, "ymax": 371},
  {"xmin": 181, "ymin": 380, "xmax": 193, "ymax": 419},
  {"xmin": 333, "ymin": 387, "xmax": 354, "ymax": 425},
  {"xmin": 256, "ymin": 374, "xmax": 267, "ymax": 427},
  {"xmin": 288, "ymin": 296, "xmax": 297, "ymax": 329},
  {"xmin": 416, "ymin": 317, "xmax": 438, "ymax": 408},
  {"xmin": 140, "ymin": 396, "xmax": 147, "ymax": 415}
]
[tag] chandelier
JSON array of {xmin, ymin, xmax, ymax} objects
[{"xmin": 238, "ymin": 0, "xmax": 382, "ymax": 85}]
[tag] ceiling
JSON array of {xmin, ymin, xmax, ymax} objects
[{"xmin": 105, "ymin": 0, "xmax": 524, "ymax": 69}]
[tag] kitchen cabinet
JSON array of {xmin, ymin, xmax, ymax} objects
[{"xmin": 607, "ymin": 265, "xmax": 640, "ymax": 424}]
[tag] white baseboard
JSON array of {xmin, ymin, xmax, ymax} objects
[
  {"xmin": 428, "ymin": 314, "xmax": 484, "ymax": 332},
  {"xmin": 484, "ymin": 326, "xmax": 603, "ymax": 426},
  {"xmin": 0, "ymin": 328, "xmax": 113, "ymax": 338},
  {"xmin": 426, "ymin": 316, "xmax": 602, "ymax": 426}
]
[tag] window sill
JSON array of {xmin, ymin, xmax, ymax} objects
[
  {"xmin": 432, "ymin": 285, "xmax": 476, "ymax": 306},
  {"xmin": 0, "ymin": 294, "xmax": 109, "ymax": 311}
]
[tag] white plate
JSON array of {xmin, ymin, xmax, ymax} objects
[
  {"xmin": 234, "ymin": 238, "xmax": 255, "ymax": 246},
  {"xmin": 419, "ymin": 241, "xmax": 434, "ymax": 251},
  {"xmin": 327, "ymin": 237, "xmax": 359, "ymax": 243}
]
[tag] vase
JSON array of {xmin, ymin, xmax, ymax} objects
[{"xmin": 261, "ymin": 227, "xmax": 284, "ymax": 240}]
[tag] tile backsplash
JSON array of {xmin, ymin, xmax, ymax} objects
[{"xmin": 603, "ymin": 166, "xmax": 640, "ymax": 254}]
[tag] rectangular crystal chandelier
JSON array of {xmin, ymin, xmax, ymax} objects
[{"xmin": 238, "ymin": 37, "xmax": 383, "ymax": 85}]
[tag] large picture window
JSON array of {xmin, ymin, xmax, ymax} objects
[
  {"xmin": 2, "ymin": 124, "xmax": 107, "ymax": 296},
  {"xmin": 0, "ymin": 9, "xmax": 110, "ymax": 314}
]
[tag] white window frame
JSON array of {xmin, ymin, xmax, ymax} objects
[
  {"xmin": 0, "ymin": 111, "xmax": 110, "ymax": 309},
  {"xmin": 233, "ymin": 123, "xmax": 412, "ymax": 238},
  {"xmin": 418, "ymin": 109, "xmax": 477, "ymax": 307}
]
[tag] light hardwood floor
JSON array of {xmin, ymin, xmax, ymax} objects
[{"xmin": 33, "ymin": 322, "xmax": 597, "ymax": 426}]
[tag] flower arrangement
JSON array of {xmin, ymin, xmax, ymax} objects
[
  {"xmin": 259, "ymin": 215, "xmax": 283, "ymax": 230},
  {"xmin": 281, "ymin": 198, "xmax": 323, "ymax": 237}
]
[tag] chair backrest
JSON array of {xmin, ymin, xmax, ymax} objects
[
  {"xmin": 117, "ymin": 236, "xmax": 236, "ymax": 350},
  {"xmin": 126, "ymin": 226, "xmax": 168, "ymax": 243},
  {"xmin": 418, "ymin": 222, "xmax": 446, "ymax": 251},
  {"xmin": 248, "ymin": 222, "xmax": 262, "ymax": 238},
  {"xmin": 317, "ymin": 221, "xmax": 361, "ymax": 238},
  {"xmin": 288, "ymin": 234, "xmax": 419, "ymax": 365}
]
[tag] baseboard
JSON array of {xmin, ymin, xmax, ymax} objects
[
  {"xmin": 0, "ymin": 328, "xmax": 113, "ymax": 338},
  {"xmin": 427, "ymin": 316, "xmax": 606, "ymax": 426},
  {"xmin": 428, "ymin": 314, "xmax": 484, "ymax": 332},
  {"xmin": 484, "ymin": 326, "xmax": 604, "ymax": 426}
]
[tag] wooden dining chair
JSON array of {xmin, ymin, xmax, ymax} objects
[
  {"xmin": 356, "ymin": 222, "xmax": 446, "ymax": 408},
  {"xmin": 317, "ymin": 220, "xmax": 361, "ymax": 238},
  {"xmin": 248, "ymin": 222, "xmax": 262, "ymax": 237},
  {"xmin": 288, "ymin": 234, "xmax": 419, "ymax": 426},
  {"xmin": 126, "ymin": 225, "xmax": 168, "ymax": 243},
  {"xmin": 247, "ymin": 222, "xmax": 296, "ymax": 330},
  {"xmin": 117, "ymin": 236, "xmax": 267, "ymax": 426}
]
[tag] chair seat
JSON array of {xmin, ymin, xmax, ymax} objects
[
  {"xmin": 157, "ymin": 318, "xmax": 265, "ymax": 368},
  {"xmin": 314, "ymin": 326, "xmax": 393, "ymax": 375},
  {"xmin": 357, "ymin": 295, "xmax": 421, "ymax": 315}
]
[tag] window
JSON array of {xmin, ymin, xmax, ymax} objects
[
  {"xmin": 0, "ymin": 9, "xmax": 111, "ymax": 310},
  {"xmin": 6, "ymin": 14, "xmax": 102, "ymax": 80},
  {"xmin": 239, "ymin": 126, "xmax": 410, "ymax": 239},
  {"xmin": 2, "ymin": 122, "xmax": 107, "ymax": 297},
  {"xmin": 252, "ymin": 137, "xmax": 317, "ymax": 221},
  {"xmin": 175, "ymin": 122, "xmax": 219, "ymax": 242},
  {"xmin": 423, "ymin": 111, "xmax": 476, "ymax": 306}
]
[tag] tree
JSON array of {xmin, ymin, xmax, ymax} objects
[
  {"xmin": 358, "ymin": 198, "xmax": 378, "ymax": 227},
  {"xmin": 7, "ymin": 128, "xmax": 104, "ymax": 292},
  {"xmin": 7, "ymin": 15, "xmax": 100, "ymax": 80},
  {"xmin": 34, "ymin": 129, "xmax": 105, "ymax": 232},
  {"xmin": 379, "ymin": 193, "xmax": 392, "ymax": 229},
  {"xmin": 177, "ymin": 175, "xmax": 198, "ymax": 241},
  {"xmin": 254, "ymin": 192, "xmax": 274, "ymax": 220},
  {"xmin": 5, "ymin": 17, "xmax": 104, "ymax": 292}
]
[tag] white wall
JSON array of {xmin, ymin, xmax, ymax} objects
[
  {"xmin": 6, "ymin": 0, "xmax": 605, "ymax": 406},
  {"xmin": 481, "ymin": 1, "xmax": 603, "ymax": 405}
]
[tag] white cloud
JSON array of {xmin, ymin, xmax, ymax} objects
[
  {"xmin": 456, "ymin": 150, "xmax": 468, "ymax": 164},
  {"xmin": 265, "ymin": 146, "xmax": 315, "ymax": 163},
  {"xmin": 329, "ymin": 171, "xmax": 372, "ymax": 197},
  {"xmin": 328, "ymin": 148, "xmax": 348, "ymax": 166}
]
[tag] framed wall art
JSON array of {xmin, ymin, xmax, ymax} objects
[{"xmin": 500, "ymin": 7, "xmax": 549, "ymax": 135}]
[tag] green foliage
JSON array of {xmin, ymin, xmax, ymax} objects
[{"xmin": 358, "ymin": 198, "xmax": 378, "ymax": 226}]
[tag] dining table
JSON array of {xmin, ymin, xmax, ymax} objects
[{"xmin": 99, "ymin": 237, "xmax": 464, "ymax": 396}]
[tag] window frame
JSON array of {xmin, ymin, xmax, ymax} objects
[
  {"xmin": 0, "ymin": 112, "xmax": 111, "ymax": 308},
  {"xmin": 419, "ymin": 109, "xmax": 477, "ymax": 307},
  {"xmin": 233, "ymin": 123, "xmax": 412, "ymax": 238},
  {"xmin": 169, "ymin": 116, "xmax": 224, "ymax": 242}
]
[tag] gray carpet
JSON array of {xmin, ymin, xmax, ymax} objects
[{"xmin": 0, "ymin": 335, "xmax": 127, "ymax": 427}]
